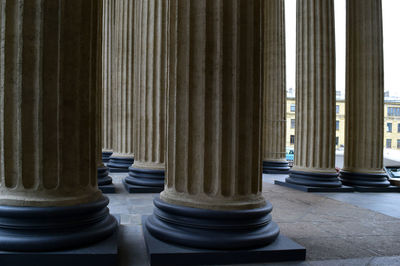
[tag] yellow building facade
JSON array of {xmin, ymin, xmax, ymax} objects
[{"xmin": 286, "ymin": 97, "xmax": 400, "ymax": 151}]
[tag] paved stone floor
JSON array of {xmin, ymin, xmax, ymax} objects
[{"xmin": 108, "ymin": 173, "xmax": 400, "ymax": 266}]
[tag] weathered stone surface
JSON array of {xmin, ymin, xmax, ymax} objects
[
  {"xmin": 291, "ymin": 0, "xmax": 337, "ymax": 175},
  {"xmin": 340, "ymin": 0, "xmax": 389, "ymax": 187},
  {"xmin": 262, "ymin": 0, "xmax": 288, "ymax": 170},
  {"xmin": 102, "ymin": 0, "xmax": 115, "ymax": 154},
  {"xmin": 161, "ymin": 0, "xmax": 267, "ymax": 211},
  {"xmin": 0, "ymin": 0, "xmax": 102, "ymax": 207},
  {"xmin": 131, "ymin": 0, "xmax": 167, "ymax": 173},
  {"xmin": 110, "ymin": 0, "xmax": 134, "ymax": 160}
]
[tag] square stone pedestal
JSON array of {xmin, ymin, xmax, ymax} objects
[
  {"xmin": 123, "ymin": 179, "xmax": 163, "ymax": 193},
  {"xmin": 274, "ymin": 180, "xmax": 355, "ymax": 192},
  {"xmin": 99, "ymin": 184, "xmax": 116, "ymax": 194},
  {"xmin": 0, "ymin": 216, "xmax": 120, "ymax": 266},
  {"xmin": 142, "ymin": 216, "xmax": 306, "ymax": 266}
]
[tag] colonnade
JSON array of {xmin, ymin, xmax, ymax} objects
[{"xmin": 0, "ymin": 0, "xmax": 388, "ymax": 263}]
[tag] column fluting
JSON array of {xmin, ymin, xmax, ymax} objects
[
  {"xmin": 145, "ymin": 0, "xmax": 279, "ymax": 250},
  {"xmin": 108, "ymin": 0, "xmax": 135, "ymax": 172},
  {"xmin": 285, "ymin": 0, "xmax": 341, "ymax": 187},
  {"xmin": 0, "ymin": 0, "xmax": 117, "ymax": 251},
  {"xmin": 339, "ymin": 0, "xmax": 389, "ymax": 187},
  {"xmin": 124, "ymin": 0, "xmax": 167, "ymax": 193},
  {"xmin": 262, "ymin": 0, "xmax": 289, "ymax": 174},
  {"xmin": 101, "ymin": 0, "xmax": 115, "ymax": 163}
]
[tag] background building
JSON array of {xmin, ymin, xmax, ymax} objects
[{"xmin": 286, "ymin": 93, "xmax": 400, "ymax": 151}]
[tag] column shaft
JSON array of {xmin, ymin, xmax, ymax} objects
[
  {"xmin": 0, "ymin": 0, "xmax": 117, "ymax": 251},
  {"xmin": 124, "ymin": 0, "xmax": 167, "ymax": 192},
  {"xmin": 0, "ymin": 0, "xmax": 101, "ymax": 206},
  {"xmin": 339, "ymin": 0, "xmax": 389, "ymax": 187},
  {"xmin": 286, "ymin": 0, "xmax": 341, "ymax": 187},
  {"xmin": 108, "ymin": 0, "xmax": 135, "ymax": 171},
  {"xmin": 101, "ymin": 0, "xmax": 115, "ymax": 162},
  {"xmin": 262, "ymin": 0, "xmax": 289, "ymax": 174}
]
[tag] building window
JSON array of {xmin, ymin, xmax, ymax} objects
[
  {"xmin": 336, "ymin": 137, "xmax": 339, "ymax": 146},
  {"xmin": 388, "ymin": 107, "xmax": 400, "ymax": 116},
  {"xmin": 291, "ymin": 119, "xmax": 295, "ymax": 129},
  {"xmin": 387, "ymin": 123, "xmax": 392, "ymax": 133},
  {"xmin": 398, "ymin": 123, "xmax": 400, "ymax": 133},
  {"xmin": 336, "ymin": 105, "xmax": 339, "ymax": 114},
  {"xmin": 386, "ymin": 139, "xmax": 392, "ymax": 148},
  {"xmin": 290, "ymin": 135, "xmax": 295, "ymax": 145},
  {"xmin": 336, "ymin": 121, "xmax": 339, "ymax": 130},
  {"xmin": 398, "ymin": 139, "xmax": 400, "ymax": 149},
  {"xmin": 290, "ymin": 104, "xmax": 295, "ymax": 112}
]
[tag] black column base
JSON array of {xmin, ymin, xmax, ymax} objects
[
  {"xmin": 143, "ymin": 197, "xmax": 305, "ymax": 265},
  {"xmin": 0, "ymin": 196, "xmax": 118, "ymax": 252},
  {"xmin": 107, "ymin": 156, "xmax": 134, "ymax": 173},
  {"xmin": 286, "ymin": 170, "xmax": 342, "ymax": 188},
  {"xmin": 97, "ymin": 166, "xmax": 115, "ymax": 194},
  {"xmin": 0, "ymin": 215, "xmax": 120, "ymax": 266},
  {"xmin": 145, "ymin": 196, "xmax": 280, "ymax": 250},
  {"xmin": 123, "ymin": 167, "xmax": 164, "ymax": 193},
  {"xmin": 263, "ymin": 160, "xmax": 290, "ymax": 174},
  {"xmin": 102, "ymin": 151, "xmax": 113, "ymax": 163},
  {"xmin": 339, "ymin": 170, "xmax": 390, "ymax": 188},
  {"xmin": 274, "ymin": 180, "xmax": 354, "ymax": 192}
]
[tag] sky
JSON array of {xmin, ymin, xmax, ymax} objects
[{"xmin": 285, "ymin": 0, "xmax": 400, "ymax": 97}]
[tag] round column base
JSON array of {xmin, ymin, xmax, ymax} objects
[
  {"xmin": 102, "ymin": 151, "xmax": 113, "ymax": 163},
  {"xmin": 98, "ymin": 166, "xmax": 112, "ymax": 186},
  {"xmin": 0, "ymin": 196, "xmax": 118, "ymax": 251},
  {"xmin": 145, "ymin": 197, "xmax": 280, "ymax": 250},
  {"xmin": 286, "ymin": 170, "xmax": 342, "ymax": 188},
  {"xmin": 124, "ymin": 167, "xmax": 165, "ymax": 191},
  {"xmin": 107, "ymin": 156, "xmax": 134, "ymax": 172},
  {"xmin": 263, "ymin": 161, "xmax": 290, "ymax": 174},
  {"xmin": 339, "ymin": 170, "xmax": 390, "ymax": 187}
]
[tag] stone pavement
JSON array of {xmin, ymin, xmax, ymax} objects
[{"xmin": 108, "ymin": 173, "xmax": 400, "ymax": 266}]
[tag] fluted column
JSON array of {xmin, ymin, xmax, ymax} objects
[
  {"xmin": 97, "ymin": 0, "xmax": 114, "ymax": 191},
  {"xmin": 0, "ymin": 0, "xmax": 117, "ymax": 251},
  {"xmin": 145, "ymin": 0, "xmax": 279, "ymax": 251},
  {"xmin": 339, "ymin": 0, "xmax": 389, "ymax": 187},
  {"xmin": 123, "ymin": 0, "xmax": 167, "ymax": 193},
  {"xmin": 285, "ymin": 0, "xmax": 341, "ymax": 187},
  {"xmin": 262, "ymin": 0, "xmax": 289, "ymax": 174},
  {"xmin": 108, "ymin": 0, "xmax": 135, "ymax": 172},
  {"xmin": 101, "ymin": 0, "xmax": 115, "ymax": 163}
]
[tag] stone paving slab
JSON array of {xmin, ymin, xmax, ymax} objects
[{"xmin": 108, "ymin": 173, "xmax": 400, "ymax": 265}]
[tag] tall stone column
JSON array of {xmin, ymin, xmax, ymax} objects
[
  {"xmin": 285, "ymin": 0, "xmax": 341, "ymax": 187},
  {"xmin": 101, "ymin": 0, "xmax": 115, "ymax": 163},
  {"xmin": 145, "ymin": 0, "xmax": 280, "ymax": 251},
  {"xmin": 108, "ymin": 0, "xmax": 135, "ymax": 172},
  {"xmin": 339, "ymin": 0, "xmax": 389, "ymax": 187},
  {"xmin": 262, "ymin": 0, "xmax": 289, "ymax": 174},
  {"xmin": 0, "ymin": 0, "xmax": 117, "ymax": 251},
  {"xmin": 97, "ymin": 0, "xmax": 115, "ymax": 192},
  {"xmin": 123, "ymin": 0, "xmax": 167, "ymax": 193}
]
